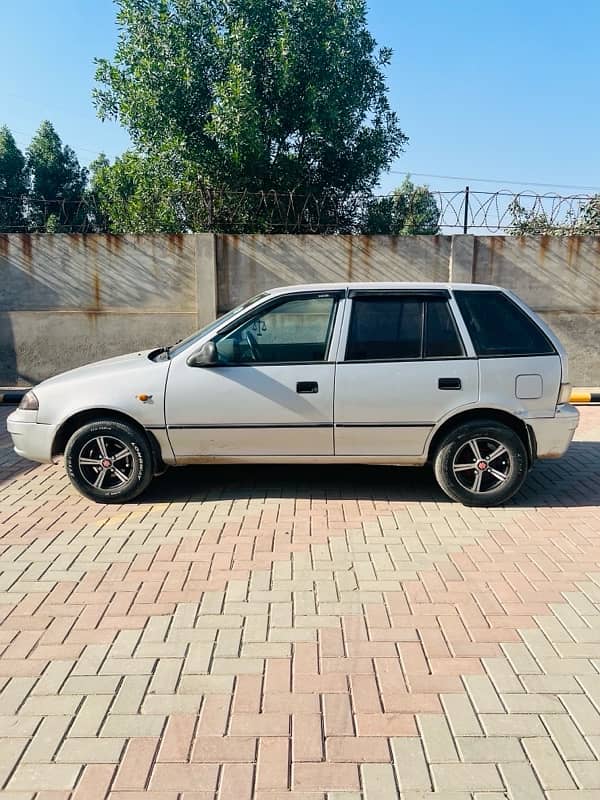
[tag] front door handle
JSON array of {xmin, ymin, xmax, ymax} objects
[
  {"xmin": 297, "ymin": 381, "xmax": 319, "ymax": 394},
  {"xmin": 439, "ymin": 378, "xmax": 462, "ymax": 390}
]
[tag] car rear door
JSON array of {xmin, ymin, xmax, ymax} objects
[{"xmin": 334, "ymin": 290, "xmax": 479, "ymax": 456}]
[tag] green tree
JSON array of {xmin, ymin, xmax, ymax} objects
[
  {"xmin": 507, "ymin": 196, "xmax": 600, "ymax": 236},
  {"xmin": 361, "ymin": 177, "xmax": 440, "ymax": 234},
  {"xmin": 87, "ymin": 152, "xmax": 115, "ymax": 232},
  {"xmin": 0, "ymin": 126, "xmax": 28, "ymax": 232},
  {"xmin": 26, "ymin": 121, "xmax": 88, "ymax": 231},
  {"xmin": 88, "ymin": 151, "xmax": 194, "ymax": 233},
  {"xmin": 94, "ymin": 0, "xmax": 407, "ymax": 232}
]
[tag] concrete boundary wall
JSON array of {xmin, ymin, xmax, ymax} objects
[{"xmin": 1, "ymin": 233, "xmax": 599, "ymax": 385}]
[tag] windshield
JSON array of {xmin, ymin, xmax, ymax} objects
[{"xmin": 167, "ymin": 292, "xmax": 271, "ymax": 358}]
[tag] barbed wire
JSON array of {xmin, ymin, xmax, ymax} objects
[{"xmin": 1, "ymin": 187, "xmax": 599, "ymax": 235}]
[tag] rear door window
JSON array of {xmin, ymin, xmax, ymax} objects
[
  {"xmin": 454, "ymin": 290, "xmax": 556, "ymax": 357},
  {"xmin": 345, "ymin": 296, "xmax": 424, "ymax": 361},
  {"xmin": 425, "ymin": 300, "xmax": 464, "ymax": 358},
  {"xmin": 344, "ymin": 294, "xmax": 464, "ymax": 361}
]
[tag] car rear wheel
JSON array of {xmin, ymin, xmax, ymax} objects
[
  {"xmin": 65, "ymin": 419, "xmax": 154, "ymax": 503},
  {"xmin": 433, "ymin": 420, "xmax": 528, "ymax": 507}
]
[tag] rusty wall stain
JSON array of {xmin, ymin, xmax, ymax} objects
[
  {"xmin": 20, "ymin": 235, "xmax": 32, "ymax": 268},
  {"xmin": 361, "ymin": 236, "xmax": 373, "ymax": 279},
  {"xmin": 83, "ymin": 310, "xmax": 99, "ymax": 325},
  {"xmin": 486, "ymin": 237, "xmax": 504, "ymax": 283},
  {"xmin": 538, "ymin": 235, "xmax": 550, "ymax": 264},
  {"xmin": 566, "ymin": 235, "xmax": 582, "ymax": 268},
  {"xmin": 93, "ymin": 271, "xmax": 101, "ymax": 309},
  {"xmin": 0, "ymin": 234, "xmax": 8, "ymax": 258},
  {"xmin": 488, "ymin": 237, "xmax": 496, "ymax": 281},
  {"xmin": 345, "ymin": 236, "xmax": 354, "ymax": 280},
  {"xmin": 472, "ymin": 237, "xmax": 480, "ymax": 283},
  {"xmin": 167, "ymin": 233, "xmax": 185, "ymax": 255},
  {"xmin": 85, "ymin": 235, "xmax": 98, "ymax": 255},
  {"xmin": 106, "ymin": 234, "xmax": 122, "ymax": 253}
]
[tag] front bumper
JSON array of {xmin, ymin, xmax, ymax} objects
[
  {"xmin": 7, "ymin": 410, "xmax": 57, "ymax": 464},
  {"xmin": 529, "ymin": 403, "xmax": 580, "ymax": 460}
]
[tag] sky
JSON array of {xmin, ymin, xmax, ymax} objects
[{"xmin": 1, "ymin": 0, "xmax": 600, "ymax": 199}]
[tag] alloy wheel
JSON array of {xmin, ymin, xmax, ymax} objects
[
  {"xmin": 78, "ymin": 435, "xmax": 135, "ymax": 491},
  {"xmin": 451, "ymin": 437, "xmax": 512, "ymax": 494}
]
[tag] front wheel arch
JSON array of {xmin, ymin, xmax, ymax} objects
[{"xmin": 52, "ymin": 409, "xmax": 165, "ymax": 474}]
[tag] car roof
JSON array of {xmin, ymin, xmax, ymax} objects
[{"xmin": 268, "ymin": 282, "xmax": 503, "ymax": 294}]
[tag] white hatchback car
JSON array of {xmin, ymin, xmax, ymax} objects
[{"xmin": 8, "ymin": 283, "xmax": 579, "ymax": 506}]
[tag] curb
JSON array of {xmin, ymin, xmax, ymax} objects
[
  {"xmin": 571, "ymin": 391, "xmax": 600, "ymax": 404},
  {"xmin": 0, "ymin": 389, "xmax": 27, "ymax": 406}
]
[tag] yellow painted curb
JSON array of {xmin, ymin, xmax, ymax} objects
[{"xmin": 571, "ymin": 390, "xmax": 600, "ymax": 404}]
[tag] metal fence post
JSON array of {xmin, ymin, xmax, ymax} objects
[{"xmin": 463, "ymin": 186, "xmax": 470, "ymax": 234}]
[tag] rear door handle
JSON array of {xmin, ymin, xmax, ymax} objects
[
  {"xmin": 438, "ymin": 378, "xmax": 462, "ymax": 390},
  {"xmin": 297, "ymin": 381, "xmax": 319, "ymax": 394}
]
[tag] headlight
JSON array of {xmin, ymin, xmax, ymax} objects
[{"xmin": 19, "ymin": 391, "xmax": 39, "ymax": 411}]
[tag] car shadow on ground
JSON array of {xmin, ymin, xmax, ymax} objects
[
  {"xmin": 1, "ymin": 403, "xmax": 598, "ymax": 510},
  {"xmin": 140, "ymin": 441, "xmax": 600, "ymax": 509}
]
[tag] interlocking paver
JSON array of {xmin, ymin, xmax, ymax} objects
[
  {"xmin": 1, "ymin": 406, "xmax": 600, "ymax": 797},
  {"xmin": 417, "ymin": 714, "xmax": 459, "ymax": 762},
  {"xmin": 523, "ymin": 736, "xmax": 577, "ymax": 790},
  {"xmin": 431, "ymin": 762, "xmax": 504, "ymax": 791},
  {"xmin": 456, "ymin": 735, "xmax": 525, "ymax": 764},
  {"xmin": 499, "ymin": 762, "xmax": 546, "ymax": 800},
  {"xmin": 390, "ymin": 736, "xmax": 432, "ymax": 790}
]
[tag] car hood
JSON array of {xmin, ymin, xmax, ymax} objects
[{"xmin": 37, "ymin": 349, "xmax": 158, "ymax": 389}]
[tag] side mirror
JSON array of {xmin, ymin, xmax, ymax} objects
[{"xmin": 187, "ymin": 341, "xmax": 218, "ymax": 367}]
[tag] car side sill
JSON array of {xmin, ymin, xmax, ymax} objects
[{"xmin": 167, "ymin": 455, "xmax": 429, "ymax": 466}]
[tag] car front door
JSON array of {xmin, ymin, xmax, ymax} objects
[
  {"xmin": 165, "ymin": 291, "xmax": 343, "ymax": 459},
  {"xmin": 334, "ymin": 290, "xmax": 479, "ymax": 456}
]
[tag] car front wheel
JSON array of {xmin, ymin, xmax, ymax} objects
[
  {"xmin": 65, "ymin": 419, "xmax": 154, "ymax": 503},
  {"xmin": 434, "ymin": 420, "xmax": 528, "ymax": 507}
]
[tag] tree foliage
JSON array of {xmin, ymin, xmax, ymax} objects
[
  {"xmin": 507, "ymin": 197, "xmax": 600, "ymax": 236},
  {"xmin": 26, "ymin": 122, "xmax": 88, "ymax": 231},
  {"xmin": 360, "ymin": 177, "xmax": 440, "ymax": 234},
  {"xmin": 93, "ymin": 0, "xmax": 407, "ymax": 231},
  {"xmin": 0, "ymin": 126, "xmax": 28, "ymax": 231},
  {"xmin": 88, "ymin": 151, "xmax": 196, "ymax": 233}
]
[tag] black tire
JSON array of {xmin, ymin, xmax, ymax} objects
[
  {"xmin": 433, "ymin": 420, "xmax": 528, "ymax": 507},
  {"xmin": 65, "ymin": 419, "xmax": 154, "ymax": 503}
]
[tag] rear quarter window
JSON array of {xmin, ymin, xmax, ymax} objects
[{"xmin": 454, "ymin": 290, "xmax": 556, "ymax": 357}]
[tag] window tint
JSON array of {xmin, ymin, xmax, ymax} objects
[
  {"xmin": 425, "ymin": 301, "xmax": 464, "ymax": 358},
  {"xmin": 215, "ymin": 295, "xmax": 337, "ymax": 364},
  {"xmin": 346, "ymin": 297, "xmax": 424, "ymax": 361},
  {"xmin": 454, "ymin": 290, "xmax": 555, "ymax": 357}
]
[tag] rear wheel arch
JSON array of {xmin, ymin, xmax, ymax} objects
[
  {"xmin": 427, "ymin": 408, "xmax": 534, "ymax": 466},
  {"xmin": 52, "ymin": 409, "xmax": 165, "ymax": 474}
]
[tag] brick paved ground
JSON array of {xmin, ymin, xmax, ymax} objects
[{"xmin": 1, "ymin": 406, "xmax": 600, "ymax": 799}]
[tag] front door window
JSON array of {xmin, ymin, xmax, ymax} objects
[{"xmin": 214, "ymin": 295, "xmax": 338, "ymax": 364}]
